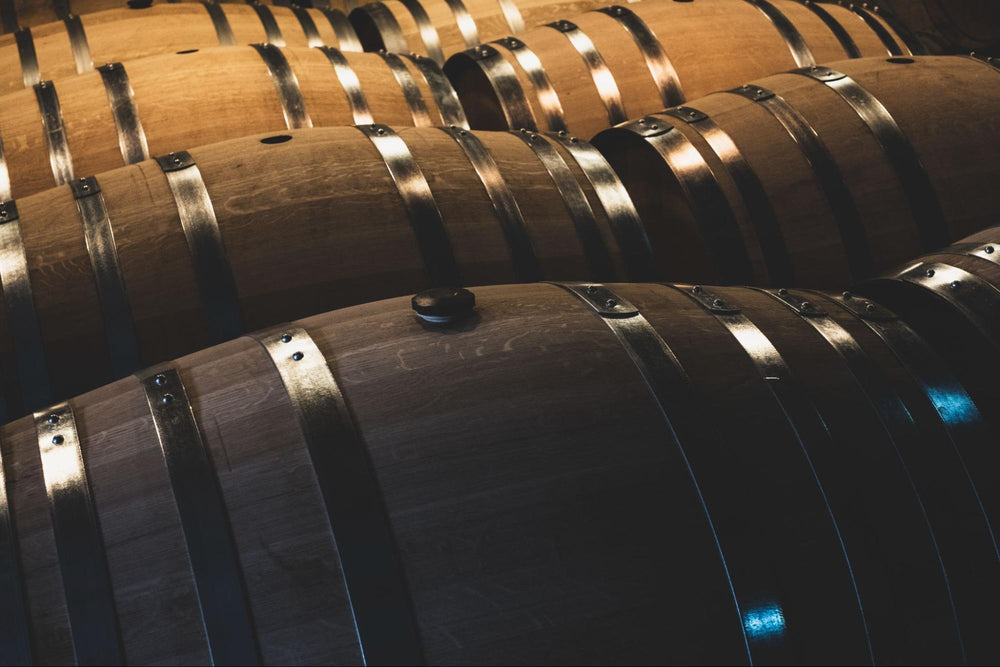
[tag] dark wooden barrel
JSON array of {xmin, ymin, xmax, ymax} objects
[
  {"xmin": 873, "ymin": 0, "xmax": 1000, "ymax": 53},
  {"xmin": 349, "ymin": 0, "xmax": 617, "ymax": 66},
  {"xmin": 0, "ymin": 2, "xmax": 361, "ymax": 96},
  {"xmin": 590, "ymin": 55, "xmax": 1000, "ymax": 289},
  {"xmin": 0, "ymin": 44, "xmax": 469, "ymax": 200},
  {"xmin": 855, "ymin": 225, "xmax": 1000, "ymax": 428},
  {"xmin": 443, "ymin": 0, "xmax": 919, "ymax": 139},
  {"xmin": 0, "ymin": 280, "xmax": 997, "ymax": 664},
  {"xmin": 0, "ymin": 125, "xmax": 655, "ymax": 419}
]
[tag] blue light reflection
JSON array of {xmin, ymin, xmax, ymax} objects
[{"xmin": 743, "ymin": 603, "xmax": 786, "ymax": 642}]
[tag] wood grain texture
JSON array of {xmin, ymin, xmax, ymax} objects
[
  {"xmin": 0, "ymin": 45, "xmax": 461, "ymax": 199},
  {"xmin": 0, "ymin": 4, "xmax": 361, "ymax": 96},
  {"xmin": 0, "ymin": 281, "xmax": 995, "ymax": 663},
  {"xmin": 592, "ymin": 56, "xmax": 1000, "ymax": 289},
  {"xmin": 445, "ymin": 0, "xmax": 915, "ymax": 138},
  {"xmin": 0, "ymin": 126, "xmax": 641, "ymax": 415}
]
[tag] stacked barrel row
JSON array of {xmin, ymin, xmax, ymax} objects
[{"xmin": 0, "ymin": 0, "xmax": 998, "ymax": 665}]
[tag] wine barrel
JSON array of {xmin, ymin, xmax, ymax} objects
[
  {"xmin": 349, "ymin": 0, "xmax": 619, "ymax": 65},
  {"xmin": 0, "ymin": 125, "xmax": 654, "ymax": 418},
  {"xmin": 0, "ymin": 2, "xmax": 362, "ymax": 96},
  {"xmin": 590, "ymin": 55, "xmax": 1000, "ymax": 289},
  {"xmin": 872, "ymin": 0, "xmax": 1000, "ymax": 54},
  {"xmin": 0, "ymin": 44, "xmax": 469, "ymax": 200},
  {"xmin": 0, "ymin": 280, "xmax": 997, "ymax": 664},
  {"xmin": 443, "ymin": 0, "xmax": 920, "ymax": 138},
  {"xmin": 0, "ymin": 0, "xmax": 372, "ymax": 34},
  {"xmin": 855, "ymin": 225, "xmax": 1000, "ymax": 428}
]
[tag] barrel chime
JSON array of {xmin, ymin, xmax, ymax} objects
[{"xmin": 0, "ymin": 0, "xmax": 998, "ymax": 664}]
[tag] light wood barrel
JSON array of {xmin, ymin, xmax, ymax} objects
[
  {"xmin": 590, "ymin": 55, "xmax": 1000, "ymax": 289},
  {"xmin": 0, "ymin": 2, "xmax": 362, "ymax": 96},
  {"xmin": 0, "ymin": 280, "xmax": 997, "ymax": 664},
  {"xmin": 444, "ymin": 0, "xmax": 918, "ymax": 138},
  {"xmin": 0, "ymin": 44, "xmax": 470, "ymax": 200},
  {"xmin": 873, "ymin": 0, "xmax": 1000, "ymax": 53},
  {"xmin": 856, "ymin": 225, "xmax": 1000, "ymax": 429},
  {"xmin": 0, "ymin": 125, "xmax": 655, "ymax": 418},
  {"xmin": 349, "ymin": 0, "xmax": 617, "ymax": 65},
  {"xmin": 0, "ymin": 0, "xmax": 372, "ymax": 34}
]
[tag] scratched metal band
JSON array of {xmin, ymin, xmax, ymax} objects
[
  {"xmin": 15, "ymin": 28, "xmax": 40, "ymax": 88},
  {"xmin": 622, "ymin": 117, "xmax": 752, "ymax": 283},
  {"xmin": 403, "ymin": 53, "xmax": 468, "ymax": 128},
  {"xmin": 514, "ymin": 130, "xmax": 614, "ymax": 280},
  {"xmin": 34, "ymin": 81, "xmax": 75, "ymax": 186},
  {"xmin": 795, "ymin": 65, "xmax": 946, "ymax": 252},
  {"xmin": 156, "ymin": 151, "xmax": 244, "ymax": 344},
  {"xmin": 0, "ymin": 437, "xmax": 31, "ymax": 665},
  {"xmin": 442, "ymin": 126, "xmax": 540, "ymax": 282},
  {"xmin": 724, "ymin": 83, "xmax": 872, "ymax": 280},
  {"xmin": 398, "ymin": 0, "xmax": 444, "ymax": 65},
  {"xmin": 0, "ymin": 201, "xmax": 50, "ymax": 411},
  {"xmin": 492, "ymin": 37, "xmax": 564, "ymax": 132},
  {"xmin": 553, "ymin": 282, "xmax": 749, "ymax": 660},
  {"xmin": 896, "ymin": 262, "xmax": 1000, "ymax": 347},
  {"xmin": 35, "ymin": 403, "xmax": 124, "ymax": 665},
  {"xmin": 443, "ymin": 0, "xmax": 479, "ymax": 48},
  {"xmin": 865, "ymin": 4, "xmax": 925, "ymax": 55},
  {"xmin": 358, "ymin": 3, "xmax": 410, "ymax": 55},
  {"xmin": 290, "ymin": 6, "xmax": 323, "ymax": 46},
  {"xmin": 71, "ymin": 176, "xmax": 141, "ymax": 378},
  {"xmin": 98, "ymin": 63, "xmax": 149, "ymax": 166},
  {"xmin": 64, "ymin": 14, "xmax": 93, "ymax": 73},
  {"xmin": 317, "ymin": 46, "xmax": 373, "ymax": 125},
  {"xmin": 318, "ymin": 8, "xmax": 362, "ymax": 51},
  {"xmin": 496, "ymin": 0, "xmax": 524, "ymax": 33},
  {"xmin": 204, "ymin": 1, "xmax": 236, "ymax": 46},
  {"xmin": 376, "ymin": 51, "xmax": 431, "ymax": 127},
  {"xmin": 940, "ymin": 241, "xmax": 1000, "ymax": 268},
  {"xmin": 460, "ymin": 44, "xmax": 536, "ymax": 131},
  {"xmin": 547, "ymin": 131, "xmax": 657, "ymax": 281},
  {"xmin": 250, "ymin": 2, "xmax": 285, "ymax": 45},
  {"xmin": 798, "ymin": 0, "xmax": 860, "ymax": 57},
  {"xmin": 674, "ymin": 284, "xmax": 873, "ymax": 660},
  {"xmin": 251, "ymin": 43, "xmax": 312, "ymax": 129},
  {"xmin": 137, "ymin": 365, "xmax": 261, "ymax": 664},
  {"xmin": 846, "ymin": 3, "xmax": 903, "ymax": 55},
  {"xmin": 0, "ymin": 0, "xmax": 17, "ymax": 33},
  {"xmin": 598, "ymin": 6, "xmax": 684, "ymax": 108},
  {"xmin": 662, "ymin": 105, "xmax": 793, "ymax": 285},
  {"xmin": 745, "ymin": 0, "xmax": 816, "ymax": 67},
  {"xmin": 250, "ymin": 324, "xmax": 424, "ymax": 665},
  {"xmin": 359, "ymin": 124, "xmax": 460, "ymax": 287},
  {"xmin": 547, "ymin": 20, "xmax": 627, "ymax": 125}
]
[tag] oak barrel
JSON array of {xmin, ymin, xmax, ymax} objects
[
  {"xmin": 0, "ymin": 125, "xmax": 654, "ymax": 418},
  {"xmin": 590, "ymin": 55, "xmax": 1000, "ymax": 289},
  {"xmin": 0, "ymin": 44, "xmax": 469, "ymax": 200},
  {"xmin": 444, "ymin": 0, "xmax": 918, "ymax": 138},
  {"xmin": 874, "ymin": 0, "xmax": 1000, "ymax": 53},
  {"xmin": 0, "ymin": 2, "xmax": 362, "ymax": 96},
  {"xmin": 855, "ymin": 225, "xmax": 1000, "ymax": 429},
  {"xmin": 0, "ymin": 281, "xmax": 997, "ymax": 664}
]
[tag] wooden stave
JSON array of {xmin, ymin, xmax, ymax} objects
[
  {"xmin": 443, "ymin": 0, "xmax": 913, "ymax": 138},
  {"xmin": 0, "ymin": 3, "xmax": 363, "ymax": 97},
  {"xmin": 589, "ymin": 55, "xmax": 1000, "ymax": 290},
  {"xmin": 349, "ymin": 0, "xmax": 615, "ymax": 65},
  {"xmin": 855, "ymin": 227, "xmax": 1000, "ymax": 429},
  {"xmin": 866, "ymin": 0, "xmax": 1000, "ymax": 53},
  {"xmin": 0, "ymin": 125, "xmax": 652, "ymax": 419},
  {"xmin": 0, "ymin": 44, "xmax": 469, "ymax": 201},
  {"xmin": 0, "ymin": 0, "xmax": 372, "ymax": 34},
  {"xmin": 0, "ymin": 280, "xmax": 996, "ymax": 662}
]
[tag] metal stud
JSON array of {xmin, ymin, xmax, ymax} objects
[{"xmin": 292, "ymin": 351, "xmax": 304, "ymax": 361}]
